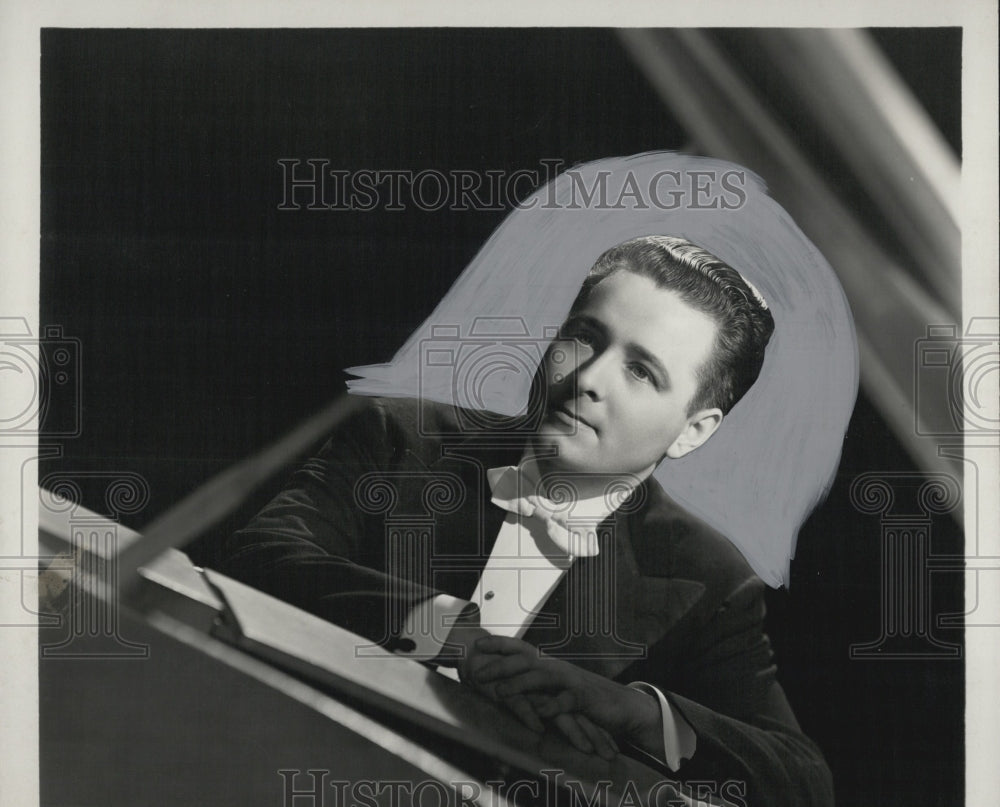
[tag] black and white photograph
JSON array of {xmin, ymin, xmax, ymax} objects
[{"xmin": 1, "ymin": 3, "xmax": 997, "ymax": 806}]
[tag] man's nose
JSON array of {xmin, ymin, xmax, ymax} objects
[{"xmin": 575, "ymin": 350, "xmax": 613, "ymax": 400}]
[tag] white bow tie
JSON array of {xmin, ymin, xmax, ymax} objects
[{"xmin": 486, "ymin": 465, "xmax": 601, "ymax": 558}]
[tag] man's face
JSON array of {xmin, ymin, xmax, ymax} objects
[{"xmin": 534, "ymin": 269, "xmax": 722, "ymax": 478}]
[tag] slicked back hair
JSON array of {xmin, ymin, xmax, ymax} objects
[{"xmin": 569, "ymin": 235, "xmax": 775, "ymax": 415}]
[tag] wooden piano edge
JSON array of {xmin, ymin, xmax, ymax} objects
[{"xmin": 37, "ymin": 492, "xmax": 696, "ymax": 807}]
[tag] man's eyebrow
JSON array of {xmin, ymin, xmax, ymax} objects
[{"xmin": 564, "ymin": 313, "xmax": 604, "ymax": 331}]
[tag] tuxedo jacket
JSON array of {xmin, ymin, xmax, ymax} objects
[{"xmin": 220, "ymin": 397, "xmax": 834, "ymax": 807}]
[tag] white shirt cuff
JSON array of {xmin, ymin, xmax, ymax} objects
[
  {"xmin": 628, "ymin": 681, "xmax": 697, "ymax": 771},
  {"xmin": 396, "ymin": 594, "xmax": 471, "ymax": 660}
]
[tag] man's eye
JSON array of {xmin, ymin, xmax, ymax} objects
[
  {"xmin": 563, "ymin": 326, "xmax": 595, "ymax": 347},
  {"xmin": 629, "ymin": 364, "xmax": 653, "ymax": 383}
]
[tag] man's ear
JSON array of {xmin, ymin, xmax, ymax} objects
[{"xmin": 665, "ymin": 408, "xmax": 723, "ymax": 459}]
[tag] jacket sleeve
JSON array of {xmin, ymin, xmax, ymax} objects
[
  {"xmin": 658, "ymin": 577, "xmax": 834, "ymax": 807},
  {"xmin": 217, "ymin": 398, "xmax": 444, "ymax": 646}
]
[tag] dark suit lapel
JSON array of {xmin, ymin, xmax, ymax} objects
[
  {"xmin": 523, "ymin": 489, "xmax": 707, "ymax": 680},
  {"xmin": 415, "ymin": 436, "xmax": 526, "ymax": 597}
]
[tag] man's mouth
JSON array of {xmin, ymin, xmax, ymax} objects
[{"xmin": 552, "ymin": 405, "xmax": 596, "ymax": 432}]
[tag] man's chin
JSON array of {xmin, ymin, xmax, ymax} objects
[
  {"xmin": 529, "ymin": 426, "xmax": 595, "ymax": 471},
  {"xmin": 535, "ymin": 419, "xmax": 583, "ymax": 446}
]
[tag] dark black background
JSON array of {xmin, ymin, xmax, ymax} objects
[{"xmin": 41, "ymin": 28, "xmax": 964, "ymax": 806}]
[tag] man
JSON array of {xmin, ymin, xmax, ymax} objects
[{"xmin": 220, "ymin": 235, "xmax": 834, "ymax": 806}]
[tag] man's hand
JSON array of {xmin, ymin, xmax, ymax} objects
[
  {"xmin": 469, "ymin": 635, "xmax": 662, "ymax": 758},
  {"xmin": 439, "ymin": 625, "xmax": 620, "ymax": 760},
  {"xmin": 433, "ymin": 606, "xmax": 555, "ymax": 739},
  {"xmin": 436, "ymin": 622, "xmax": 491, "ymax": 679}
]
